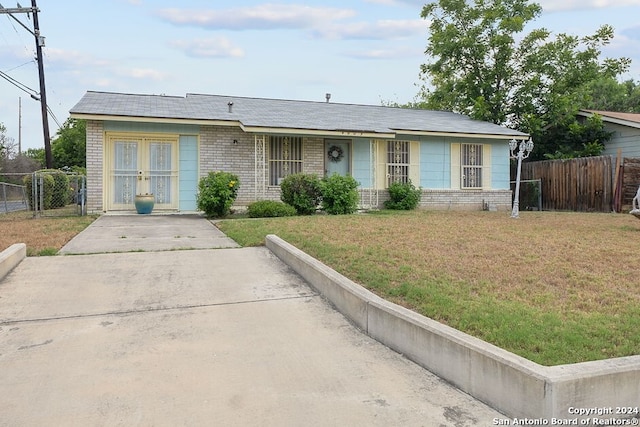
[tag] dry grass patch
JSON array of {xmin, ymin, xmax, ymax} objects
[
  {"xmin": 0, "ymin": 212, "xmax": 96, "ymax": 256},
  {"xmin": 218, "ymin": 210, "xmax": 640, "ymax": 365}
]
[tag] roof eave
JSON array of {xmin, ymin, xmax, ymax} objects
[
  {"xmin": 577, "ymin": 110, "xmax": 640, "ymax": 129},
  {"xmin": 69, "ymin": 113, "xmax": 239, "ymax": 128},
  {"xmin": 242, "ymin": 126, "xmax": 394, "ymax": 138},
  {"xmin": 69, "ymin": 113, "xmax": 527, "ymax": 140},
  {"xmin": 394, "ymin": 129, "xmax": 528, "ymax": 140}
]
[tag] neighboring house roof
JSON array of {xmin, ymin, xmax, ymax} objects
[
  {"xmin": 70, "ymin": 91, "xmax": 528, "ymax": 140},
  {"xmin": 578, "ymin": 110, "xmax": 640, "ymax": 129}
]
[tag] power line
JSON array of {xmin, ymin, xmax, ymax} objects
[
  {"xmin": 0, "ymin": 69, "xmax": 39, "ymax": 98},
  {"xmin": 2, "ymin": 7, "xmax": 35, "ymax": 57},
  {"xmin": 1, "ymin": 60, "xmax": 62, "ymax": 130},
  {"xmin": 0, "ymin": 70, "xmax": 62, "ymax": 135},
  {"xmin": 0, "ymin": 1, "xmax": 52, "ymax": 168},
  {"xmin": 5, "ymin": 60, "xmax": 36, "ymax": 72},
  {"xmin": 46, "ymin": 104, "xmax": 61, "ymax": 129},
  {"xmin": 1, "ymin": 4, "xmax": 34, "ymax": 35}
]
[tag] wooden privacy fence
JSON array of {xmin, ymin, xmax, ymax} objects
[
  {"xmin": 520, "ymin": 156, "xmax": 613, "ymax": 212},
  {"xmin": 619, "ymin": 157, "xmax": 640, "ymax": 212}
]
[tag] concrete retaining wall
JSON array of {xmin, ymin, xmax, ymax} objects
[
  {"xmin": 266, "ymin": 234, "xmax": 640, "ymax": 422},
  {"xmin": 0, "ymin": 243, "xmax": 26, "ymax": 281}
]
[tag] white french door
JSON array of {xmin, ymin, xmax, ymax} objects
[{"xmin": 107, "ymin": 134, "xmax": 178, "ymax": 211}]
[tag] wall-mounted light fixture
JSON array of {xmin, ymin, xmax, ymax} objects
[{"xmin": 233, "ymin": 139, "xmax": 238, "ymax": 145}]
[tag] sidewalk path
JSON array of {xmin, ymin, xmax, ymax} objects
[{"xmin": 58, "ymin": 214, "xmax": 239, "ymax": 254}]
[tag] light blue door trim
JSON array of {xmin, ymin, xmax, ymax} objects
[{"xmin": 179, "ymin": 135, "xmax": 198, "ymax": 211}]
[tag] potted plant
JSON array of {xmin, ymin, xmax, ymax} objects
[{"xmin": 134, "ymin": 193, "xmax": 155, "ymax": 214}]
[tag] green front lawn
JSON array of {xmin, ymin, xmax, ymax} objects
[{"xmin": 218, "ymin": 210, "xmax": 640, "ymax": 366}]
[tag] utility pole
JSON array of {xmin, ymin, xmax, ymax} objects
[
  {"xmin": 31, "ymin": 0, "xmax": 51, "ymax": 168},
  {"xmin": 0, "ymin": 1, "xmax": 52, "ymax": 167},
  {"xmin": 18, "ymin": 97, "xmax": 22, "ymax": 155}
]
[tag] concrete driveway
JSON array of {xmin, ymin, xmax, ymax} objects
[
  {"xmin": 58, "ymin": 214, "xmax": 240, "ymax": 254},
  {"xmin": 0, "ymin": 215, "xmax": 504, "ymax": 426}
]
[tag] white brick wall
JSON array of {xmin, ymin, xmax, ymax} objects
[
  {"xmin": 304, "ymin": 137, "xmax": 324, "ymax": 175},
  {"xmin": 358, "ymin": 189, "xmax": 511, "ymax": 211},
  {"xmin": 199, "ymin": 125, "xmax": 256, "ymax": 204},
  {"xmin": 86, "ymin": 120, "xmax": 104, "ymax": 213},
  {"xmin": 419, "ymin": 189, "xmax": 512, "ymax": 211},
  {"xmin": 199, "ymin": 127, "xmax": 325, "ymax": 205},
  {"xmin": 87, "ymin": 122, "xmax": 511, "ymax": 213}
]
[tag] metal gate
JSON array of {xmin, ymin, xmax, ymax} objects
[{"xmin": 27, "ymin": 171, "xmax": 86, "ymax": 217}]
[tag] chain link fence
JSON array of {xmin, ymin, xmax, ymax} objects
[
  {"xmin": 0, "ymin": 180, "xmax": 28, "ymax": 214},
  {"xmin": 0, "ymin": 173, "xmax": 30, "ymax": 218},
  {"xmin": 0, "ymin": 171, "xmax": 86, "ymax": 219},
  {"xmin": 510, "ymin": 178, "xmax": 543, "ymax": 211}
]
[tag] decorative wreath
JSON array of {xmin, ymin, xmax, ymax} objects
[{"xmin": 327, "ymin": 145, "xmax": 344, "ymax": 163}]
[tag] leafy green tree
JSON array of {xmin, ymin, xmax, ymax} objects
[
  {"xmin": 419, "ymin": 0, "xmax": 543, "ymax": 125},
  {"xmin": 583, "ymin": 78, "xmax": 640, "ymax": 113},
  {"xmin": 0, "ymin": 123, "xmax": 13, "ymax": 162},
  {"xmin": 419, "ymin": 0, "xmax": 630, "ymax": 158},
  {"xmin": 532, "ymin": 114, "xmax": 612, "ymax": 160},
  {"xmin": 24, "ymin": 148, "xmax": 46, "ymax": 169},
  {"xmin": 51, "ymin": 118, "xmax": 86, "ymax": 169},
  {"xmin": 0, "ymin": 122, "xmax": 18, "ymax": 174},
  {"xmin": 0, "ymin": 124, "xmax": 46, "ymax": 178}
]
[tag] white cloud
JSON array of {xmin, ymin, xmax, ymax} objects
[
  {"xmin": 169, "ymin": 38, "xmax": 245, "ymax": 58},
  {"xmin": 312, "ymin": 19, "xmax": 427, "ymax": 40},
  {"xmin": 119, "ymin": 68, "xmax": 167, "ymax": 81},
  {"xmin": 539, "ymin": 0, "xmax": 640, "ymax": 12},
  {"xmin": 345, "ymin": 46, "xmax": 422, "ymax": 60},
  {"xmin": 157, "ymin": 4, "xmax": 356, "ymax": 31},
  {"xmin": 606, "ymin": 29, "xmax": 640, "ymax": 76},
  {"xmin": 363, "ymin": 0, "xmax": 425, "ymax": 5},
  {"xmin": 363, "ymin": 0, "xmax": 402, "ymax": 4},
  {"xmin": 0, "ymin": 45, "xmax": 35, "ymax": 64},
  {"xmin": 44, "ymin": 48, "xmax": 111, "ymax": 68},
  {"xmin": 94, "ymin": 78, "xmax": 114, "ymax": 88},
  {"xmin": 42, "ymin": 48, "xmax": 169, "ymax": 85},
  {"xmin": 622, "ymin": 25, "xmax": 640, "ymax": 41}
]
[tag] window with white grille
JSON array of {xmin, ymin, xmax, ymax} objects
[
  {"xmin": 461, "ymin": 144, "xmax": 483, "ymax": 188},
  {"xmin": 387, "ymin": 140, "xmax": 410, "ymax": 186},
  {"xmin": 269, "ymin": 136, "xmax": 303, "ymax": 185}
]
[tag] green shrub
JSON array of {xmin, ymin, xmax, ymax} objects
[
  {"xmin": 247, "ymin": 200, "xmax": 297, "ymax": 218},
  {"xmin": 384, "ymin": 180, "xmax": 422, "ymax": 210},
  {"xmin": 23, "ymin": 173, "xmax": 54, "ymax": 210},
  {"xmin": 197, "ymin": 171, "xmax": 239, "ymax": 218},
  {"xmin": 279, "ymin": 173, "xmax": 323, "ymax": 215},
  {"xmin": 321, "ymin": 174, "xmax": 359, "ymax": 215},
  {"xmin": 39, "ymin": 169, "xmax": 71, "ymax": 208}
]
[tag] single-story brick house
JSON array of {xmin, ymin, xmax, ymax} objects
[
  {"xmin": 69, "ymin": 91, "xmax": 528, "ymax": 214},
  {"xmin": 577, "ymin": 110, "xmax": 640, "ymax": 157}
]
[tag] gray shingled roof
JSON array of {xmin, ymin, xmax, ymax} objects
[
  {"xmin": 580, "ymin": 110, "xmax": 640, "ymax": 128},
  {"xmin": 70, "ymin": 91, "xmax": 528, "ymax": 138}
]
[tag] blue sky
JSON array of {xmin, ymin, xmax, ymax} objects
[{"xmin": 1, "ymin": 0, "xmax": 639, "ymax": 151}]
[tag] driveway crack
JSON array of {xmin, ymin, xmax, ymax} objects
[{"xmin": 0, "ymin": 293, "xmax": 319, "ymax": 326}]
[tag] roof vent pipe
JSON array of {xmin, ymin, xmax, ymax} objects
[
  {"xmin": 325, "ymin": 93, "xmax": 331, "ymax": 103},
  {"xmin": 228, "ymin": 101, "xmax": 233, "ymax": 113}
]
